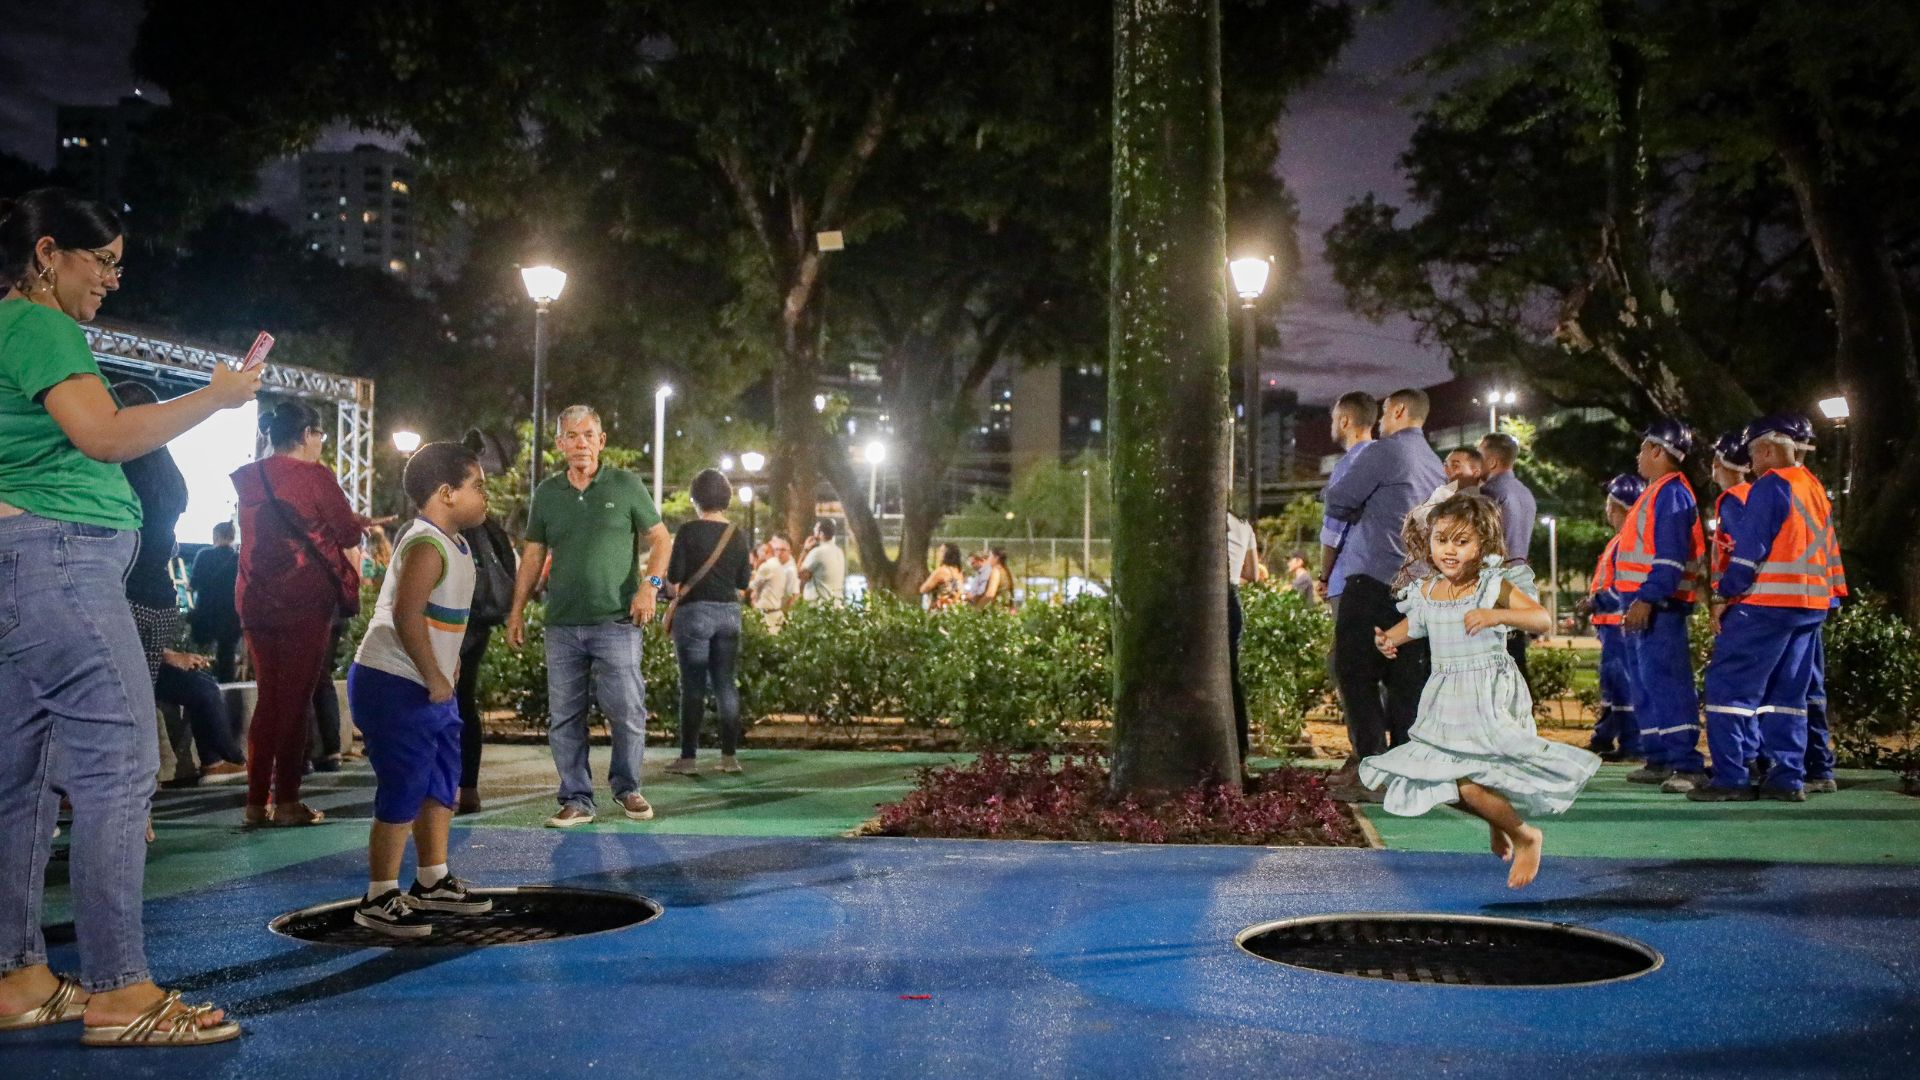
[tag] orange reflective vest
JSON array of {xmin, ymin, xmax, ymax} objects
[
  {"xmin": 1615, "ymin": 472, "xmax": 1707, "ymax": 603},
  {"xmin": 1709, "ymin": 482, "xmax": 1751, "ymax": 591},
  {"xmin": 1590, "ymin": 535, "xmax": 1623, "ymax": 626},
  {"xmin": 1735, "ymin": 465, "xmax": 1840, "ymax": 609}
]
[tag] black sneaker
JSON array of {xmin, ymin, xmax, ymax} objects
[
  {"xmin": 354, "ymin": 889, "xmax": 433, "ymax": 938},
  {"xmin": 1756, "ymin": 786, "xmax": 1808, "ymax": 803},
  {"xmin": 1686, "ymin": 785, "xmax": 1755, "ymax": 802},
  {"xmin": 408, "ymin": 874, "xmax": 493, "ymax": 914}
]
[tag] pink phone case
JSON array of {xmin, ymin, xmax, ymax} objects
[{"xmin": 241, "ymin": 331, "xmax": 275, "ymax": 370}]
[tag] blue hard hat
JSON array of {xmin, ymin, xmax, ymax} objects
[
  {"xmin": 1605, "ymin": 472, "xmax": 1646, "ymax": 507},
  {"xmin": 1713, "ymin": 429, "xmax": 1751, "ymax": 471},
  {"xmin": 1641, "ymin": 418, "xmax": 1695, "ymax": 462},
  {"xmin": 1748, "ymin": 412, "xmax": 1816, "ymax": 449}
]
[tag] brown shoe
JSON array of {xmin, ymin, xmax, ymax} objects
[
  {"xmin": 199, "ymin": 762, "xmax": 247, "ymax": 784},
  {"xmin": 544, "ymin": 805, "xmax": 595, "ymax": 829},
  {"xmin": 456, "ymin": 787, "xmax": 482, "ymax": 815},
  {"xmin": 242, "ymin": 804, "xmax": 272, "ymax": 828},
  {"xmin": 618, "ymin": 793, "xmax": 655, "ymax": 821}
]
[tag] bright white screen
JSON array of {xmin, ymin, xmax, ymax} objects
[{"xmin": 169, "ymin": 400, "xmax": 259, "ymax": 545}]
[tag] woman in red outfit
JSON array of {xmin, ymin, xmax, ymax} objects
[{"xmin": 231, "ymin": 401, "xmax": 372, "ymax": 826}]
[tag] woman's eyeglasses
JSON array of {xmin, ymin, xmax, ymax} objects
[{"xmin": 68, "ymin": 247, "xmax": 125, "ymax": 282}]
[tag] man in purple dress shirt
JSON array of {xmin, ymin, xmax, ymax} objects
[{"xmin": 1477, "ymin": 432, "xmax": 1540, "ymax": 677}]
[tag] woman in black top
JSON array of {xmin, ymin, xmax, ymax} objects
[{"xmin": 665, "ymin": 468, "xmax": 752, "ymax": 775}]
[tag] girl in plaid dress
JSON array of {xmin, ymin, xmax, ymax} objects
[{"xmin": 1359, "ymin": 494, "xmax": 1600, "ymax": 888}]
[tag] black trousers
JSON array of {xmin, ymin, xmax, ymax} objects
[
  {"xmin": 456, "ymin": 623, "xmax": 496, "ymax": 789},
  {"xmin": 1228, "ymin": 586, "xmax": 1248, "ymax": 761},
  {"xmin": 308, "ymin": 619, "xmax": 346, "ymax": 760},
  {"xmin": 210, "ymin": 628, "xmax": 242, "ymax": 683},
  {"xmin": 1332, "ymin": 575, "xmax": 1429, "ymax": 760},
  {"xmin": 1506, "ymin": 631, "xmax": 1530, "ymax": 686}
]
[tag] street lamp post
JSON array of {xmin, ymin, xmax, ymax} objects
[
  {"xmin": 1540, "ymin": 515, "xmax": 1559, "ymax": 636},
  {"xmin": 653, "ymin": 385, "xmax": 673, "ymax": 502},
  {"xmin": 1487, "ymin": 388, "xmax": 1517, "ymax": 436},
  {"xmin": 520, "ymin": 266, "xmax": 567, "ymax": 492},
  {"xmin": 1818, "ymin": 395, "xmax": 1852, "ymax": 517},
  {"xmin": 738, "ymin": 451, "xmax": 766, "ymax": 549},
  {"xmin": 391, "ymin": 430, "xmax": 422, "ymax": 455},
  {"xmin": 1082, "ymin": 467, "xmax": 1093, "ymax": 587},
  {"xmin": 1229, "ymin": 256, "xmax": 1272, "ymax": 520},
  {"xmin": 864, "ymin": 439, "xmax": 887, "ymax": 516}
]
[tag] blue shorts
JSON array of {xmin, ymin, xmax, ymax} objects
[{"xmin": 347, "ymin": 663, "xmax": 462, "ymax": 824}]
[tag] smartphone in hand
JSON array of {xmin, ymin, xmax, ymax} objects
[{"xmin": 240, "ymin": 331, "xmax": 275, "ymax": 371}]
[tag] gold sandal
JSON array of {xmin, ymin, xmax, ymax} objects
[
  {"xmin": 270, "ymin": 803, "xmax": 326, "ymax": 827},
  {"xmin": 80, "ymin": 989, "xmax": 241, "ymax": 1048},
  {"xmin": 0, "ymin": 975, "xmax": 86, "ymax": 1030}
]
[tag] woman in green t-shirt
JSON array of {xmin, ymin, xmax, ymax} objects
[{"xmin": 0, "ymin": 189, "xmax": 259, "ymax": 1047}]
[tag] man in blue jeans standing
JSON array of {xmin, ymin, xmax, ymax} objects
[{"xmin": 507, "ymin": 405, "xmax": 672, "ymax": 827}]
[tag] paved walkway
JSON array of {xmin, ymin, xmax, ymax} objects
[{"xmin": 20, "ymin": 748, "xmax": 1920, "ymax": 1076}]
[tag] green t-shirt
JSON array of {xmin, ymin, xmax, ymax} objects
[
  {"xmin": 0, "ymin": 300, "xmax": 142, "ymax": 530},
  {"xmin": 526, "ymin": 465, "xmax": 663, "ymax": 626}
]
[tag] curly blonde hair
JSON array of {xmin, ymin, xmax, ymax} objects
[{"xmin": 1397, "ymin": 492, "xmax": 1507, "ymax": 586}]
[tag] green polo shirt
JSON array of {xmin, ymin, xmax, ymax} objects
[
  {"xmin": 0, "ymin": 299, "xmax": 142, "ymax": 530},
  {"xmin": 526, "ymin": 465, "xmax": 662, "ymax": 626}
]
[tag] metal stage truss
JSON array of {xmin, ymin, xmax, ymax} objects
[{"xmin": 84, "ymin": 322, "xmax": 377, "ymax": 514}]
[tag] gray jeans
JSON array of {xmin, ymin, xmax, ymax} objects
[
  {"xmin": 0, "ymin": 513, "xmax": 156, "ymax": 992},
  {"xmin": 545, "ymin": 621, "xmax": 648, "ymax": 811}
]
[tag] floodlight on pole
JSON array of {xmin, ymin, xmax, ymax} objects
[
  {"xmin": 520, "ymin": 266, "xmax": 567, "ymax": 304},
  {"xmin": 1818, "ymin": 396, "xmax": 1850, "ymax": 422},
  {"xmin": 391, "ymin": 430, "xmax": 422, "ymax": 455},
  {"xmin": 740, "ymin": 451, "xmax": 766, "ymax": 474},
  {"xmin": 719, "ymin": 455, "xmax": 735, "ymax": 473},
  {"xmin": 653, "ymin": 385, "xmax": 673, "ymax": 501}
]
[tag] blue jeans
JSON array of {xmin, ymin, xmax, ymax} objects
[
  {"xmin": 546, "ymin": 621, "xmax": 648, "ymax": 811},
  {"xmin": 0, "ymin": 513, "xmax": 157, "ymax": 992},
  {"xmin": 671, "ymin": 602, "xmax": 742, "ymax": 758}
]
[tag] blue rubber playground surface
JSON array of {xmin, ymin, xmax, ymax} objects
[{"xmin": 16, "ymin": 749, "xmax": 1920, "ymax": 1078}]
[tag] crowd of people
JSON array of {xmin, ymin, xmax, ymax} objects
[
  {"xmin": 0, "ymin": 184, "xmax": 1861, "ymax": 1040},
  {"xmin": 1300, "ymin": 385, "xmax": 1848, "ymax": 887}
]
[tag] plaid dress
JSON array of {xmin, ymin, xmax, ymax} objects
[{"xmin": 1359, "ymin": 561, "xmax": 1600, "ymax": 817}]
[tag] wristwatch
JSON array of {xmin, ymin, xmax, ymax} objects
[{"xmin": 647, "ymin": 575, "xmax": 665, "ymax": 589}]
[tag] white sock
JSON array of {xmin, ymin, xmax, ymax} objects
[
  {"xmin": 368, "ymin": 879, "xmax": 400, "ymax": 901},
  {"xmin": 417, "ymin": 863, "xmax": 448, "ymax": 888}
]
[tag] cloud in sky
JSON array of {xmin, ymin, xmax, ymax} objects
[
  {"xmin": 1272, "ymin": 0, "xmax": 1454, "ymax": 405},
  {"xmin": 0, "ymin": 0, "xmax": 150, "ymax": 169}
]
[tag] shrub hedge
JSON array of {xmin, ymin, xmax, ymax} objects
[{"xmin": 466, "ymin": 587, "xmax": 1334, "ymax": 752}]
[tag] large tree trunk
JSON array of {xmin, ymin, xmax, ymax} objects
[
  {"xmin": 1107, "ymin": 0, "xmax": 1239, "ymax": 797},
  {"xmin": 771, "ymin": 298, "xmax": 826, "ymax": 548},
  {"xmin": 1775, "ymin": 116, "xmax": 1920, "ymax": 619}
]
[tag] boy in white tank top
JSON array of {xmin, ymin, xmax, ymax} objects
[{"xmin": 346, "ymin": 442, "xmax": 492, "ymax": 938}]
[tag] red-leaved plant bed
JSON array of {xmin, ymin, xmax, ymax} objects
[{"xmin": 867, "ymin": 752, "xmax": 1364, "ymax": 847}]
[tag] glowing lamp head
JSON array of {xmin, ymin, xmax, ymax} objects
[
  {"xmin": 655, "ymin": 384, "xmax": 674, "ymax": 402},
  {"xmin": 739, "ymin": 485, "xmax": 754, "ymax": 505},
  {"xmin": 520, "ymin": 265, "xmax": 567, "ymax": 304},
  {"xmin": 864, "ymin": 440, "xmax": 887, "ymax": 465},
  {"xmin": 740, "ymin": 451, "xmax": 766, "ymax": 473},
  {"xmin": 1228, "ymin": 256, "xmax": 1271, "ymax": 302},
  {"xmin": 1818, "ymin": 396, "xmax": 1850, "ymax": 421},
  {"xmin": 391, "ymin": 430, "xmax": 422, "ymax": 454}
]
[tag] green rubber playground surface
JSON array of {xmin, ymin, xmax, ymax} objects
[
  {"xmin": 1354, "ymin": 763, "xmax": 1920, "ymax": 865},
  {"xmin": 84, "ymin": 746, "xmax": 1917, "ymax": 931}
]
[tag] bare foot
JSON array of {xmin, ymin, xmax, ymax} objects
[
  {"xmin": 1507, "ymin": 824, "xmax": 1544, "ymax": 889},
  {"xmin": 0, "ymin": 964, "xmax": 86, "ymax": 1017},
  {"xmin": 1489, "ymin": 823, "xmax": 1512, "ymax": 861},
  {"xmin": 83, "ymin": 981, "xmax": 226, "ymax": 1032}
]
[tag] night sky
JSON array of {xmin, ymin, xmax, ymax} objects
[{"xmin": 0, "ymin": 0, "xmax": 1453, "ymax": 405}]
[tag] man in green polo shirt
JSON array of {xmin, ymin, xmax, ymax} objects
[{"xmin": 507, "ymin": 404, "xmax": 671, "ymax": 827}]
